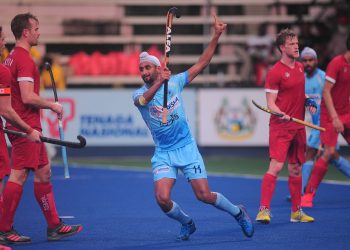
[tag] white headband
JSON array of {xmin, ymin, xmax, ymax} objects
[
  {"xmin": 139, "ymin": 51, "xmax": 161, "ymax": 66},
  {"xmin": 301, "ymin": 47, "xmax": 317, "ymax": 59}
]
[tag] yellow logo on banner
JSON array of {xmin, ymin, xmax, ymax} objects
[{"xmin": 214, "ymin": 97, "xmax": 256, "ymax": 141}]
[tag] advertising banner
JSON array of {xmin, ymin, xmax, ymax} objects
[{"xmin": 40, "ymin": 89, "xmax": 196, "ymax": 146}]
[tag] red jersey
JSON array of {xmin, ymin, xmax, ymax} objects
[
  {"xmin": 0, "ymin": 63, "xmax": 12, "ymax": 130},
  {"xmin": 321, "ymin": 55, "xmax": 350, "ymax": 116},
  {"xmin": 265, "ymin": 60, "xmax": 305, "ymax": 129},
  {"xmin": 3, "ymin": 47, "xmax": 41, "ymax": 130}
]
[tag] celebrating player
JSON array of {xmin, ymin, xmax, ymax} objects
[
  {"xmin": 133, "ymin": 15, "xmax": 254, "ymax": 240},
  {"xmin": 256, "ymin": 28, "xmax": 316, "ymax": 224}
]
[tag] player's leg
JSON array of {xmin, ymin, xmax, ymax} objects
[
  {"xmin": 302, "ymin": 145, "xmax": 335, "ymax": 207},
  {"xmin": 257, "ymin": 127, "xmax": 290, "ymax": 223},
  {"xmin": 0, "ymin": 134, "xmax": 10, "ymax": 214},
  {"xmin": 190, "ymin": 179, "xmax": 254, "ymax": 237},
  {"xmin": 331, "ymin": 124, "xmax": 350, "ymax": 177},
  {"xmin": 180, "ymin": 142, "xmax": 253, "ymax": 237},
  {"xmin": 303, "ymin": 115, "xmax": 338, "ymax": 207},
  {"xmin": 33, "ymin": 144, "xmax": 82, "ymax": 241},
  {"xmin": 288, "ymin": 129, "xmax": 314, "ymax": 222},
  {"xmin": 256, "ymin": 159, "xmax": 282, "ymax": 223},
  {"xmin": 330, "ymin": 151, "xmax": 350, "ymax": 177},
  {"xmin": 302, "ymin": 129, "xmax": 321, "ymax": 194},
  {"xmin": 0, "ymin": 134, "xmax": 33, "ymax": 244},
  {"xmin": 152, "ymin": 150, "xmax": 194, "ymax": 240},
  {"xmin": 0, "ymin": 168, "xmax": 31, "ymax": 244}
]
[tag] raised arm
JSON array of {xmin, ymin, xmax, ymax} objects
[{"xmin": 187, "ymin": 15, "xmax": 227, "ymax": 83}]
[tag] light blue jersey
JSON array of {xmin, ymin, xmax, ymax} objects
[
  {"xmin": 133, "ymin": 71, "xmax": 207, "ymax": 181},
  {"xmin": 133, "ymin": 71, "xmax": 194, "ymax": 151},
  {"xmin": 305, "ymin": 68, "xmax": 325, "ymax": 149}
]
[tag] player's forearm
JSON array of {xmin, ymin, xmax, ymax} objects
[
  {"xmin": 21, "ymin": 92, "xmax": 54, "ymax": 110},
  {"xmin": 2, "ymin": 107, "xmax": 33, "ymax": 133},
  {"xmin": 323, "ymin": 88, "xmax": 338, "ymax": 119},
  {"xmin": 266, "ymin": 93, "xmax": 282, "ymax": 113},
  {"xmin": 135, "ymin": 81, "xmax": 163, "ymax": 106}
]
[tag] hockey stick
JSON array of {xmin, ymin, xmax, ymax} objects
[
  {"xmin": 3, "ymin": 128, "xmax": 86, "ymax": 148},
  {"xmin": 45, "ymin": 62, "xmax": 70, "ymax": 178},
  {"xmin": 162, "ymin": 7, "xmax": 181, "ymax": 124},
  {"xmin": 252, "ymin": 100, "xmax": 326, "ymax": 132}
]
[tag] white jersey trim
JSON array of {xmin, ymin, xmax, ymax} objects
[
  {"xmin": 325, "ymin": 75, "xmax": 336, "ymax": 84},
  {"xmin": 265, "ymin": 88, "xmax": 278, "ymax": 94},
  {"xmin": 17, "ymin": 77, "xmax": 34, "ymax": 83}
]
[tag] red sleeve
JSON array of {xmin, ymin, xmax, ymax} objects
[
  {"xmin": 265, "ymin": 66, "xmax": 281, "ymax": 92},
  {"xmin": 17, "ymin": 53, "xmax": 35, "ymax": 83},
  {"xmin": 325, "ymin": 57, "xmax": 339, "ymax": 84}
]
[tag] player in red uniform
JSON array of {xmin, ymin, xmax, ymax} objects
[
  {"xmin": 0, "ymin": 24, "xmax": 41, "ymax": 250},
  {"xmin": 255, "ymin": 28, "xmax": 316, "ymax": 224},
  {"xmin": 302, "ymin": 34, "xmax": 350, "ymax": 207},
  {"xmin": 0, "ymin": 14, "xmax": 82, "ymax": 244}
]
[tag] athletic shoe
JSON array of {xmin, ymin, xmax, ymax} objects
[
  {"xmin": 256, "ymin": 207, "xmax": 271, "ymax": 224},
  {"xmin": 47, "ymin": 219, "xmax": 83, "ymax": 241},
  {"xmin": 0, "ymin": 244, "xmax": 11, "ymax": 250},
  {"xmin": 301, "ymin": 192, "xmax": 314, "ymax": 208},
  {"xmin": 0, "ymin": 228, "xmax": 31, "ymax": 244},
  {"xmin": 177, "ymin": 220, "xmax": 196, "ymax": 241},
  {"xmin": 234, "ymin": 205, "xmax": 254, "ymax": 237},
  {"xmin": 290, "ymin": 209, "xmax": 314, "ymax": 222}
]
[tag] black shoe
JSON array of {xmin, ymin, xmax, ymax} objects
[
  {"xmin": 0, "ymin": 227, "xmax": 31, "ymax": 244},
  {"xmin": 47, "ymin": 219, "xmax": 83, "ymax": 241}
]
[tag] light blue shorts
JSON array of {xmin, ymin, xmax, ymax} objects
[
  {"xmin": 307, "ymin": 129, "xmax": 321, "ymax": 150},
  {"xmin": 151, "ymin": 141, "xmax": 207, "ymax": 182},
  {"xmin": 307, "ymin": 129, "xmax": 339, "ymax": 150}
]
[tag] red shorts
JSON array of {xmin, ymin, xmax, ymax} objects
[
  {"xmin": 0, "ymin": 131, "xmax": 10, "ymax": 179},
  {"xmin": 321, "ymin": 113, "xmax": 350, "ymax": 147},
  {"xmin": 269, "ymin": 127, "xmax": 306, "ymax": 164},
  {"xmin": 8, "ymin": 134, "xmax": 49, "ymax": 170}
]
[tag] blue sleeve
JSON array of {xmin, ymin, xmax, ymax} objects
[{"xmin": 169, "ymin": 71, "xmax": 189, "ymax": 93}]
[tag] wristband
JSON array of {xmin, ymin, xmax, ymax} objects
[{"xmin": 139, "ymin": 96, "xmax": 148, "ymax": 106}]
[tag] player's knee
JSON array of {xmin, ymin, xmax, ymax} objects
[
  {"xmin": 195, "ymin": 191, "xmax": 213, "ymax": 204},
  {"xmin": 323, "ymin": 148, "xmax": 336, "ymax": 160},
  {"xmin": 155, "ymin": 192, "xmax": 171, "ymax": 207},
  {"xmin": 8, "ymin": 169, "xmax": 28, "ymax": 185},
  {"xmin": 34, "ymin": 168, "xmax": 52, "ymax": 183}
]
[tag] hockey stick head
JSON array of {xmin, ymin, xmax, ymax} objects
[
  {"xmin": 77, "ymin": 135, "xmax": 87, "ymax": 148},
  {"xmin": 168, "ymin": 7, "xmax": 181, "ymax": 18}
]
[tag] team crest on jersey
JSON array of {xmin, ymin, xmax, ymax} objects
[
  {"xmin": 344, "ymin": 67, "xmax": 348, "ymax": 73},
  {"xmin": 299, "ymin": 67, "xmax": 303, "ymax": 72},
  {"xmin": 285, "ymin": 72, "xmax": 290, "ymax": 78}
]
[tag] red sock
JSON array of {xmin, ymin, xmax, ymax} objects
[
  {"xmin": 305, "ymin": 158, "xmax": 328, "ymax": 194},
  {"xmin": 288, "ymin": 176, "xmax": 302, "ymax": 212},
  {"xmin": 0, "ymin": 181, "xmax": 23, "ymax": 232},
  {"xmin": 34, "ymin": 182, "xmax": 60, "ymax": 229},
  {"xmin": 260, "ymin": 173, "xmax": 277, "ymax": 209}
]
